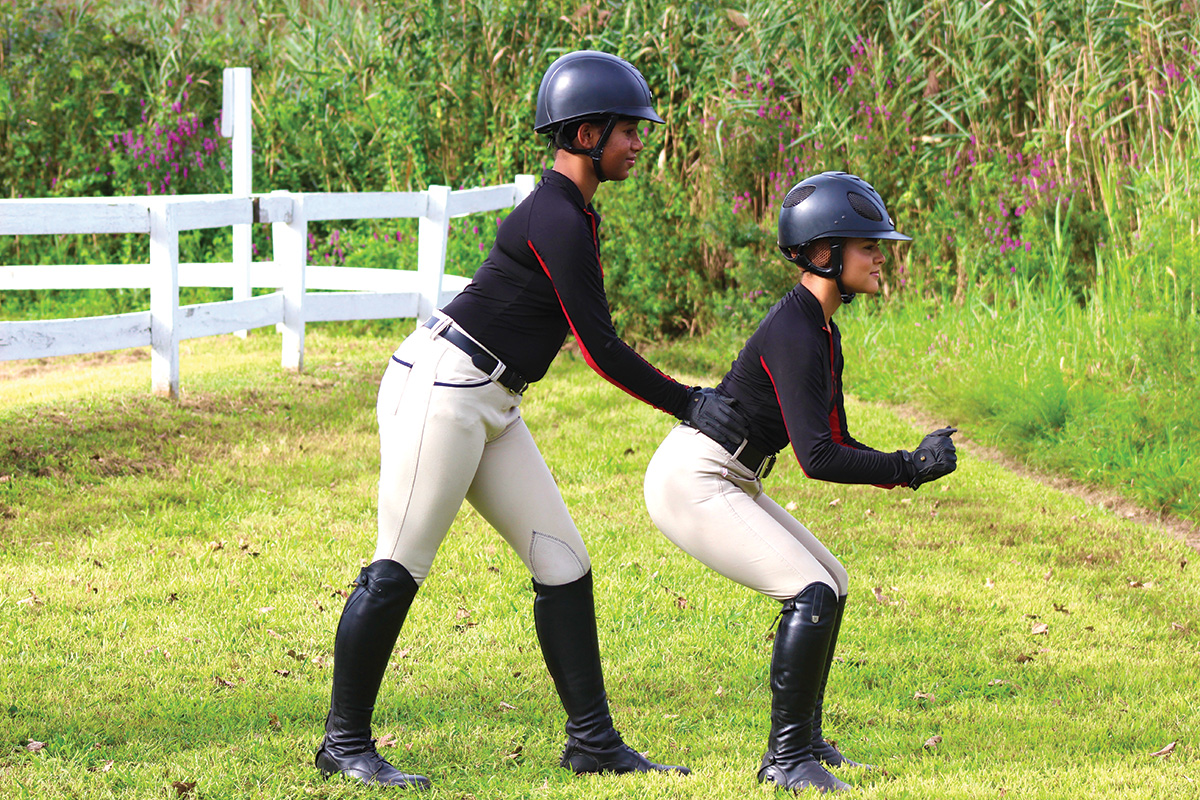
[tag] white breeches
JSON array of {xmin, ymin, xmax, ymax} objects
[
  {"xmin": 644, "ymin": 425, "xmax": 848, "ymax": 601},
  {"xmin": 373, "ymin": 317, "xmax": 591, "ymax": 587}
]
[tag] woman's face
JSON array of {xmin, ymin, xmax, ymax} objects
[
  {"xmin": 597, "ymin": 120, "xmax": 644, "ymax": 181},
  {"xmin": 840, "ymin": 237, "xmax": 886, "ymax": 295}
]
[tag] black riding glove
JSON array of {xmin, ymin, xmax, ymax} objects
[
  {"xmin": 680, "ymin": 387, "xmax": 748, "ymax": 451},
  {"xmin": 902, "ymin": 426, "xmax": 958, "ymax": 490}
]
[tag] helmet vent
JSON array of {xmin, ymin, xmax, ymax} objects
[
  {"xmin": 846, "ymin": 191, "xmax": 883, "ymax": 222},
  {"xmin": 782, "ymin": 184, "xmax": 816, "ymax": 208}
]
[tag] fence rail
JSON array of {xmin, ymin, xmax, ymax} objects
[{"xmin": 0, "ymin": 176, "xmax": 536, "ymax": 398}]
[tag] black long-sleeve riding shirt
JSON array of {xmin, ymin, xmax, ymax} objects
[
  {"xmin": 442, "ymin": 169, "xmax": 690, "ymax": 418},
  {"xmin": 716, "ymin": 284, "xmax": 913, "ymax": 486}
]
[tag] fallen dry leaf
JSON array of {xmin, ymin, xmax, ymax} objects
[
  {"xmin": 923, "ymin": 734, "xmax": 942, "ymax": 749},
  {"xmin": 914, "ymin": 691, "xmax": 936, "ymax": 702},
  {"xmin": 25, "ymin": 740, "xmax": 46, "ymax": 753},
  {"xmin": 208, "ymin": 540, "xmax": 224, "ymax": 551},
  {"xmin": 498, "ymin": 701, "xmax": 517, "ymax": 710},
  {"xmin": 1031, "ymin": 622, "xmax": 1049, "ymax": 636},
  {"xmin": 726, "ymin": 8, "xmax": 750, "ymax": 27},
  {"xmin": 172, "ymin": 780, "xmax": 196, "ymax": 797},
  {"xmin": 1016, "ymin": 654, "xmax": 1034, "ymax": 663},
  {"xmin": 287, "ymin": 649, "xmax": 307, "ymax": 662},
  {"xmin": 675, "ymin": 595, "xmax": 688, "ymax": 610},
  {"xmin": 456, "ymin": 607, "xmax": 472, "ymax": 620},
  {"xmin": 17, "ymin": 589, "xmax": 43, "ymax": 607},
  {"xmin": 873, "ymin": 587, "xmax": 897, "ymax": 605},
  {"xmin": 829, "ymin": 498, "xmax": 841, "ymax": 507},
  {"xmin": 268, "ymin": 713, "xmax": 281, "ymax": 730},
  {"xmin": 505, "ymin": 745, "xmax": 524, "ymax": 759},
  {"xmin": 377, "ymin": 733, "xmax": 397, "ymax": 748},
  {"xmin": 785, "ymin": 501, "xmax": 798, "ymax": 511},
  {"xmin": 985, "ymin": 577, "xmax": 995, "ymax": 589},
  {"xmin": 265, "ymin": 629, "xmax": 285, "ymax": 640},
  {"xmin": 214, "ymin": 675, "xmax": 235, "ymax": 689},
  {"xmin": 1149, "ymin": 741, "xmax": 1176, "ymax": 758}
]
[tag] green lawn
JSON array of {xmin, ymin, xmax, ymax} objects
[{"xmin": 1, "ymin": 330, "xmax": 1195, "ymax": 799}]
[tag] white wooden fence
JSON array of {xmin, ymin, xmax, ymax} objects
[{"xmin": 0, "ymin": 177, "xmax": 535, "ymax": 398}]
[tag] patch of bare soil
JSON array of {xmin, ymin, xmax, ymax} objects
[
  {"xmin": 889, "ymin": 401, "xmax": 1200, "ymax": 553},
  {"xmin": 0, "ymin": 347, "xmax": 150, "ymax": 380}
]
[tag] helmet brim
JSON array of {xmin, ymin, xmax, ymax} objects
[
  {"xmin": 802, "ymin": 228, "xmax": 912, "ymax": 243},
  {"xmin": 535, "ymin": 107, "xmax": 665, "ymax": 134}
]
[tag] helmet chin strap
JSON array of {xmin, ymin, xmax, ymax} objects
[
  {"xmin": 836, "ymin": 276, "xmax": 856, "ymax": 304},
  {"xmin": 786, "ymin": 239, "xmax": 855, "ymax": 302},
  {"xmin": 559, "ymin": 116, "xmax": 619, "ymax": 183},
  {"xmin": 822, "ymin": 241, "xmax": 855, "ymax": 303}
]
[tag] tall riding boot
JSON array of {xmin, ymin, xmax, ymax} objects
[
  {"xmin": 315, "ymin": 559, "xmax": 431, "ymax": 789},
  {"xmin": 810, "ymin": 594, "xmax": 872, "ymax": 769},
  {"xmin": 757, "ymin": 582, "xmax": 851, "ymax": 793},
  {"xmin": 532, "ymin": 570, "xmax": 690, "ymax": 775}
]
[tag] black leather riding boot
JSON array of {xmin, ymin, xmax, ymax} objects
[
  {"xmin": 532, "ymin": 570, "xmax": 690, "ymax": 776},
  {"xmin": 810, "ymin": 594, "xmax": 872, "ymax": 769},
  {"xmin": 315, "ymin": 559, "xmax": 431, "ymax": 789},
  {"xmin": 757, "ymin": 582, "xmax": 851, "ymax": 793}
]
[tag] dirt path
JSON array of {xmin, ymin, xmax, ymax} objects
[{"xmin": 889, "ymin": 401, "xmax": 1200, "ymax": 554}]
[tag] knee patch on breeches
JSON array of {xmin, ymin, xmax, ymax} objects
[{"xmin": 527, "ymin": 529, "xmax": 589, "ymax": 586}]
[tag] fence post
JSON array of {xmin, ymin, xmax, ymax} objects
[
  {"xmin": 223, "ymin": 67, "xmax": 254, "ymax": 338},
  {"xmin": 274, "ymin": 191, "xmax": 307, "ymax": 371},
  {"xmin": 515, "ymin": 173, "xmax": 536, "ymax": 204},
  {"xmin": 149, "ymin": 199, "xmax": 180, "ymax": 398},
  {"xmin": 416, "ymin": 184, "xmax": 450, "ymax": 325}
]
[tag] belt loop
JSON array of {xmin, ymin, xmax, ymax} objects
[
  {"xmin": 730, "ymin": 438, "xmax": 749, "ymax": 460},
  {"xmin": 487, "ymin": 361, "xmax": 507, "ymax": 384},
  {"xmin": 429, "ymin": 315, "xmax": 452, "ymax": 337}
]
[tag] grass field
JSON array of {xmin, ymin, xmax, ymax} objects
[{"xmin": 1, "ymin": 330, "xmax": 1196, "ymax": 799}]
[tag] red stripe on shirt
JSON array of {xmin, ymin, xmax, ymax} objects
[
  {"xmin": 761, "ymin": 355, "xmax": 811, "ymax": 478},
  {"xmin": 527, "ymin": 238, "xmax": 667, "ymax": 411}
]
